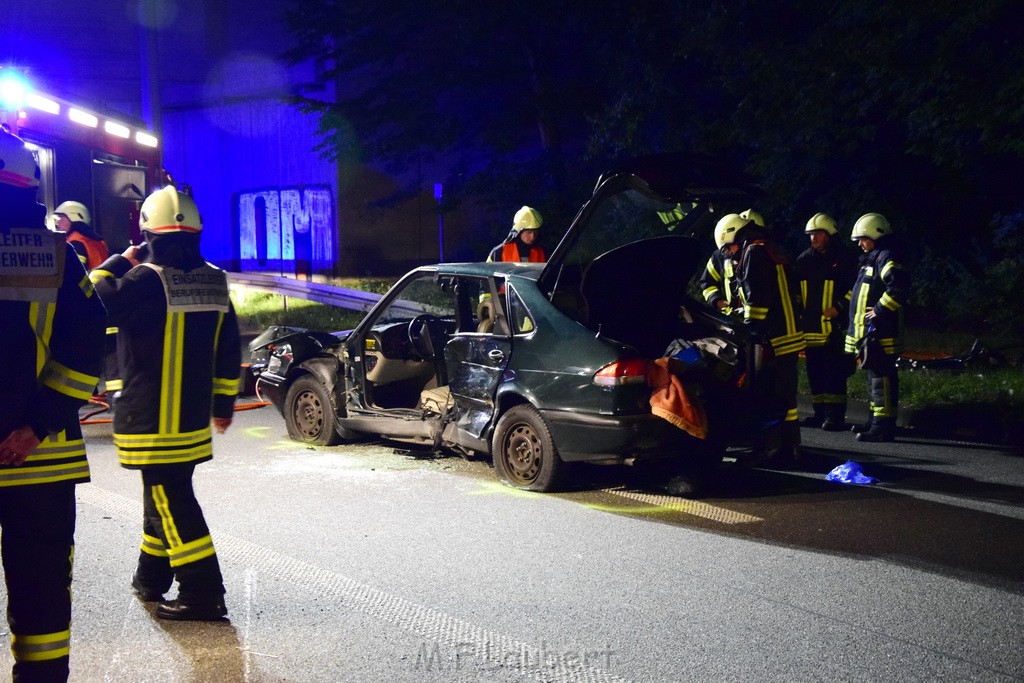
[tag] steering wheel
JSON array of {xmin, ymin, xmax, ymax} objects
[{"xmin": 407, "ymin": 314, "xmax": 445, "ymax": 361}]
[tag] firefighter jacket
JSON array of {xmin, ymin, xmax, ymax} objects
[
  {"xmin": 794, "ymin": 241, "xmax": 859, "ymax": 347},
  {"xmin": 92, "ymin": 238, "xmax": 241, "ymax": 469},
  {"xmin": 698, "ymin": 249, "xmax": 738, "ymax": 311},
  {"xmin": 736, "ymin": 237, "xmax": 806, "ymax": 356},
  {"xmin": 487, "ymin": 240, "xmax": 546, "ymax": 263},
  {"xmin": 845, "ymin": 235, "xmax": 909, "ymax": 356},
  {"xmin": 65, "ymin": 225, "xmax": 110, "ymax": 271},
  {"xmin": 1, "ymin": 222, "xmax": 105, "ymax": 487}
]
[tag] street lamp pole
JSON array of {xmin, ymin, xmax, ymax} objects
[{"xmin": 434, "ymin": 182, "xmax": 444, "ymax": 262}]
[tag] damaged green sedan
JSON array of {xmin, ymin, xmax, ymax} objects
[{"xmin": 250, "ymin": 154, "xmax": 779, "ymax": 491}]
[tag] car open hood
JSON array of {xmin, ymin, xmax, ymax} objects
[{"xmin": 538, "ymin": 153, "xmax": 760, "ymax": 356}]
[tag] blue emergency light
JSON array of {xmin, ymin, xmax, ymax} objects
[{"xmin": 0, "ymin": 70, "xmax": 29, "ymax": 111}]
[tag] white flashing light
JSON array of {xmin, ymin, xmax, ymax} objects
[
  {"xmin": 104, "ymin": 120, "xmax": 130, "ymax": 138},
  {"xmin": 135, "ymin": 131, "xmax": 159, "ymax": 148},
  {"xmin": 68, "ymin": 107, "xmax": 98, "ymax": 128},
  {"xmin": 0, "ymin": 72, "xmax": 27, "ymax": 110},
  {"xmin": 25, "ymin": 93, "xmax": 60, "ymax": 115}
]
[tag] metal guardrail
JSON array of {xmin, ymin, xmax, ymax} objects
[
  {"xmin": 227, "ymin": 272, "xmax": 425, "ymax": 318},
  {"xmin": 227, "ymin": 272, "xmax": 384, "ymax": 313}
]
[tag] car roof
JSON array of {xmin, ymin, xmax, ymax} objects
[{"xmin": 410, "ymin": 261, "xmax": 543, "ymax": 281}]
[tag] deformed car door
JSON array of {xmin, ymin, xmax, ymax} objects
[{"xmin": 444, "ymin": 277, "xmax": 511, "ymax": 440}]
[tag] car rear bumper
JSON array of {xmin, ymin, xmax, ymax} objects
[
  {"xmin": 541, "ymin": 409, "xmax": 696, "ymax": 462},
  {"xmin": 255, "ymin": 374, "xmax": 287, "ymax": 414}
]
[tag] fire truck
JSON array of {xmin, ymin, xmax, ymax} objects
[{"xmin": 0, "ymin": 69, "xmax": 164, "ymax": 250}]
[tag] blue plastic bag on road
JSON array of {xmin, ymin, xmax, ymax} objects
[{"xmin": 826, "ymin": 460, "xmax": 877, "ymax": 485}]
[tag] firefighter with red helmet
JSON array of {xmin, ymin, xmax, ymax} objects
[
  {"xmin": 52, "ymin": 200, "xmax": 109, "ymax": 271},
  {"xmin": 487, "ymin": 206, "xmax": 546, "ymax": 262},
  {"xmin": 92, "ymin": 185, "xmax": 241, "ymax": 621},
  {"xmin": 0, "ymin": 129, "xmax": 106, "ymax": 681}
]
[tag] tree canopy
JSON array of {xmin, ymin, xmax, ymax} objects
[{"xmin": 284, "ymin": 0, "xmax": 1024, "ymax": 337}]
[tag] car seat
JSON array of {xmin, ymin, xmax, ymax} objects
[{"xmin": 476, "ymin": 298, "xmax": 496, "ymax": 334}]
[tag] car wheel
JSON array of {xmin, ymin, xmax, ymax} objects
[
  {"xmin": 493, "ymin": 405, "xmax": 563, "ymax": 492},
  {"xmin": 284, "ymin": 375, "xmax": 342, "ymax": 446}
]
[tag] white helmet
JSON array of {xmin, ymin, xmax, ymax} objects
[
  {"xmin": 851, "ymin": 213, "xmax": 891, "ymax": 241},
  {"xmin": 714, "ymin": 213, "xmax": 748, "ymax": 249},
  {"xmin": 0, "ymin": 129, "xmax": 40, "ymax": 190},
  {"xmin": 805, "ymin": 212, "xmax": 837, "ymax": 235},
  {"xmin": 739, "ymin": 208, "xmax": 765, "ymax": 227},
  {"xmin": 54, "ymin": 200, "xmax": 91, "ymax": 225},
  {"xmin": 512, "ymin": 205, "xmax": 542, "ymax": 232},
  {"xmin": 140, "ymin": 185, "xmax": 202, "ymax": 234}
]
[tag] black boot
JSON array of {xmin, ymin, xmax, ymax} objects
[
  {"xmin": 131, "ymin": 573, "xmax": 165, "ymax": 602},
  {"xmin": 851, "ymin": 417, "xmax": 873, "ymax": 434},
  {"xmin": 856, "ymin": 419, "xmax": 896, "ymax": 443},
  {"xmin": 800, "ymin": 405, "xmax": 826, "ymax": 428},
  {"xmin": 822, "ymin": 406, "xmax": 849, "ymax": 432},
  {"xmin": 156, "ymin": 599, "xmax": 228, "ymax": 621}
]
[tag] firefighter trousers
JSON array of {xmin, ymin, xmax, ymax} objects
[
  {"xmin": 756, "ymin": 352, "xmax": 801, "ymax": 448},
  {"xmin": 136, "ymin": 466, "xmax": 225, "ymax": 604},
  {"xmin": 0, "ymin": 482, "xmax": 76, "ymax": 683},
  {"xmin": 866, "ymin": 352, "xmax": 900, "ymax": 422},
  {"xmin": 805, "ymin": 341, "xmax": 855, "ymax": 421}
]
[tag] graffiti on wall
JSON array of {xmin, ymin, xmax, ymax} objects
[{"xmin": 238, "ymin": 185, "xmax": 335, "ymax": 274}]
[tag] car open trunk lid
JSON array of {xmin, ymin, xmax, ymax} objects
[{"xmin": 538, "ymin": 153, "xmax": 760, "ymax": 356}]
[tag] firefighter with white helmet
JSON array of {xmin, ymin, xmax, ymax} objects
[
  {"xmin": 92, "ymin": 184, "xmax": 241, "ymax": 620},
  {"xmin": 845, "ymin": 212, "xmax": 910, "ymax": 442},
  {"xmin": 53, "ymin": 199, "xmax": 110, "ymax": 270},
  {"xmin": 487, "ymin": 205, "xmax": 547, "ymax": 262},
  {"xmin": 714, "ymin": 209, "xmax": 805, "ymax": 464},
  {"xmin": 794, "ymin": 212, "xmax": 859, "ymax": 430},
  {"xmin": 0, "ymin": 129, "xmax": 106, "ymax": 681},
  {"xmin": 699, "ymin": 212, "xmax": 747, "ymax": 314}
]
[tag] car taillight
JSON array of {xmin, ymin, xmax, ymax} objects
[{"xmin": 593, "ymin": 359, "xmax": 649, "ymax": 387}]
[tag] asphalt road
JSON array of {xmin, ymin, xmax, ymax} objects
[{"xmin": 2, "ymin": 399, "xmax": 1022, "ymax": 682}]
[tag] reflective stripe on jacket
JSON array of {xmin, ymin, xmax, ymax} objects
[
  {"xmin": 795, "ymin": 242, "xmax": 859, "ymax": 347},
  {"xmin": 1, "ymin": 230, "xmax": 105, "ymax": 487},
  {"xmin": 698, "ymin": 250, "xmax": 738, "ymax": 309},
  {"xmin": 845, "ymin": 240, "xmax": 909, "ymax": 355},
  {"xmin": 93, "ymin": 255, "xmax": 241, "ymax": 469},
  {"xmin": 737, "ymin": 239, "xmax": 806, "ymax": 356}
]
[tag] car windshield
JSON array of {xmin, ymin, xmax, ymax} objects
[{"xmin": 373, "ymin": 273, "xmax": 454, "ymax": 325}]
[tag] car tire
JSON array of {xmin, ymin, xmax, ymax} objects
[
  {"xmin": 284, "ymin": 375, "xmax": 342, "ymax": 446},
  {"xmin": 492, "ymin": 404, "xmax": 563, "ymax": 492}
]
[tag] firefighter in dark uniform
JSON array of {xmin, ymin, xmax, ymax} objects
[
  {"xmin": 795, "ymin": 212, "xmax": 859, "ymax": 430},
  {"xmin": 487, "ymin": 206, "xmax": 546, "ymax": 262},
  {"xmin": 92, "ymin": 185, "xmax": 241, "ymax": 621},
  {"xmin": 0, "ymin": 130, "xmax": 105, "ymax": 682},
  {"xmin": 699, "ymin": 248, "xmax": 739, "ymax": 314},
  {"xmin": 716, "ymin": 212, "xmax": 806, "ymax": 463},
  {"xmin": 699, "ymin": 209, "xmax": 762, "ymax": 315},
  {"xmin": 845, "ymin": 213, "xmax": 909, "ymax": 442},
  {"xmin": 54, "ymin": 202, "xmax": 121, "ymax": 396}
]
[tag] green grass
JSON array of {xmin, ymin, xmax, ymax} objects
[
  {"xmin": 231, "ymin": 277, "xmax": 397, "ymax": 334},
  {"xmin": 800, "ymin": 357, "xmax": 1024, "ymax": 416},
  {"xmin": 231, "ymin": 291, "xmax": 366, "ymax": 333}
]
